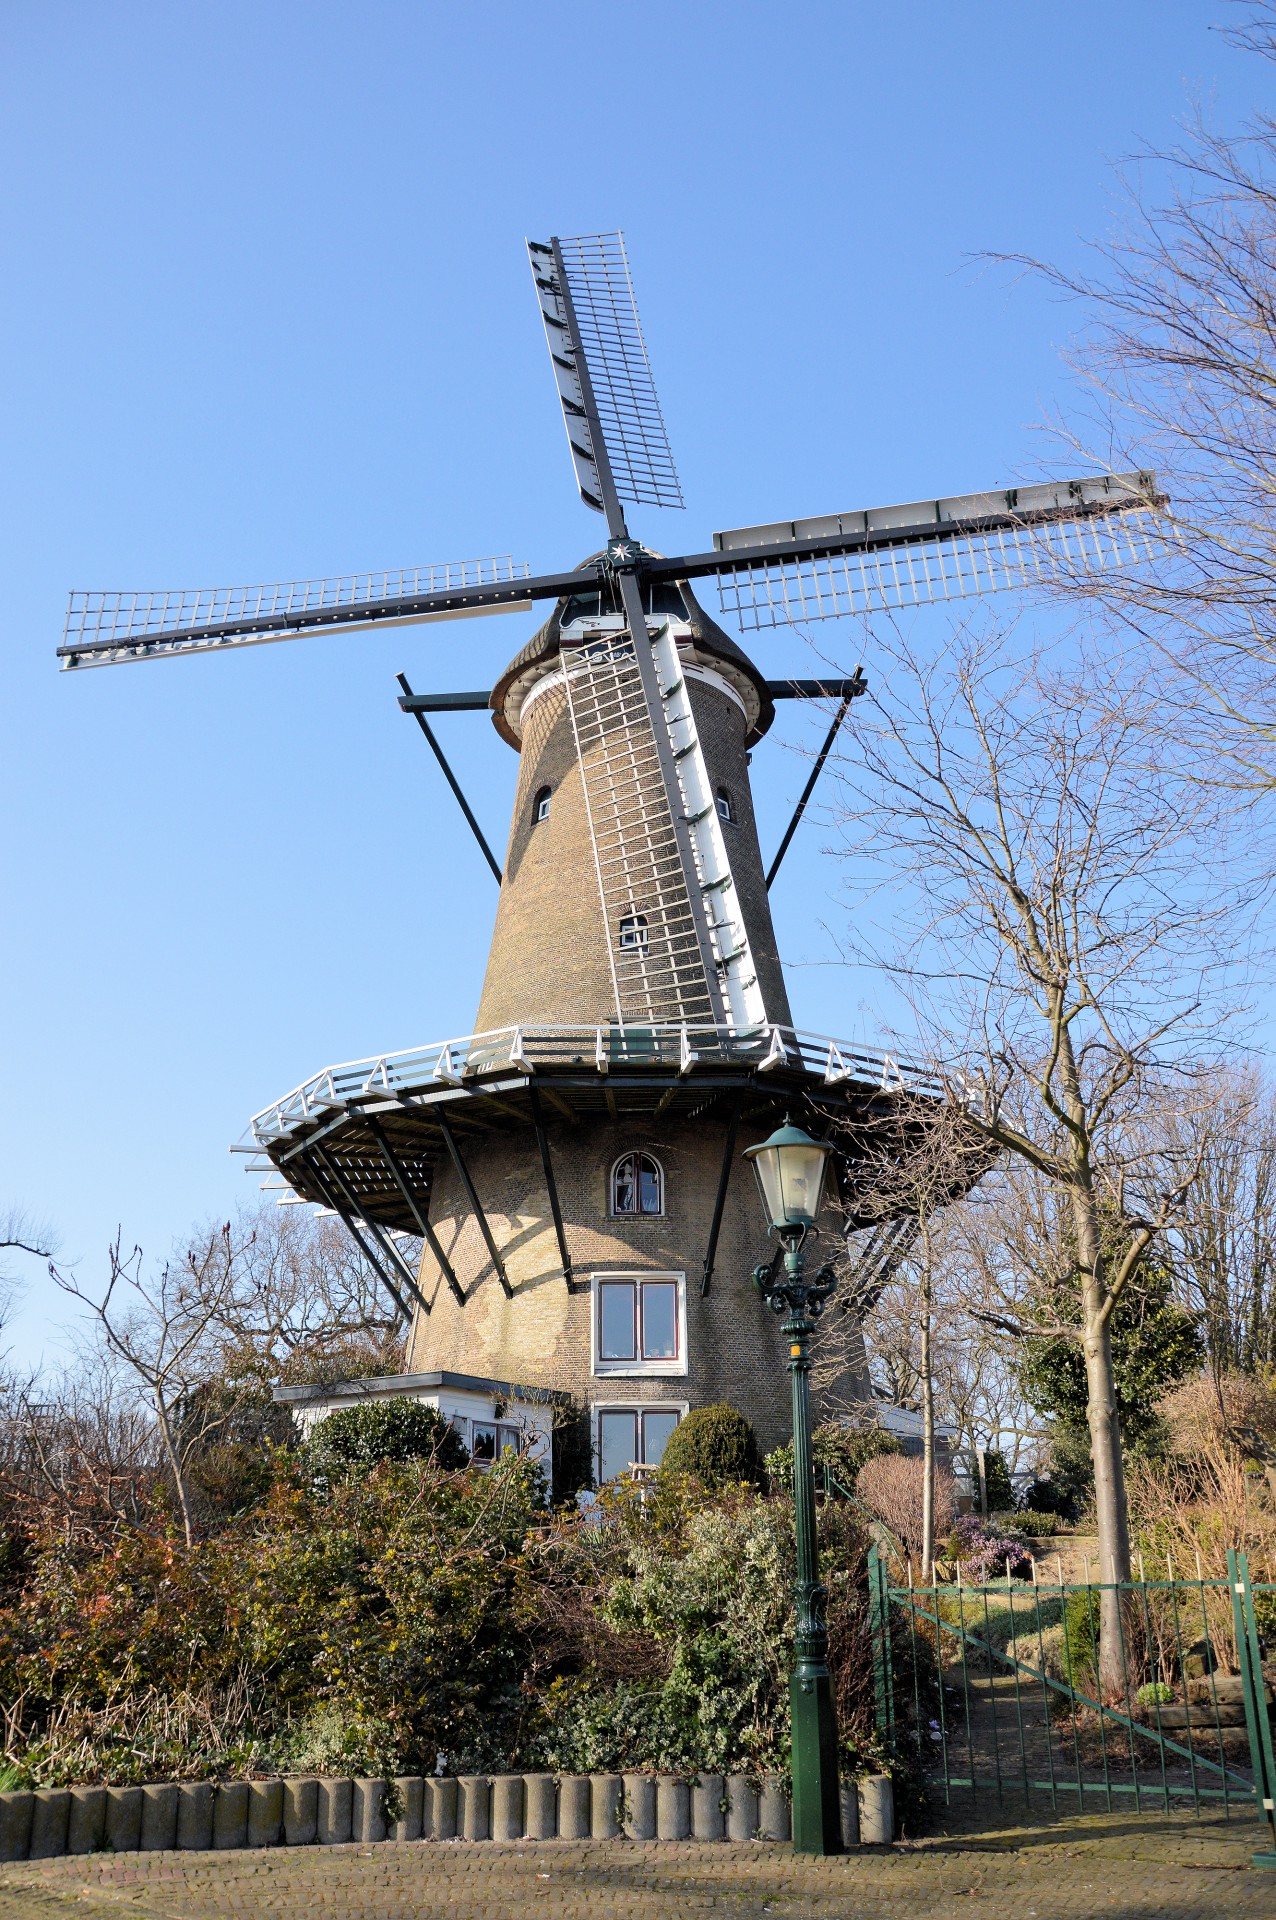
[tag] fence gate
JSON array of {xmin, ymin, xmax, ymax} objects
[{"xmin": 867, "ymin": 1544, "xmax": 1276, "ymax": 1863}]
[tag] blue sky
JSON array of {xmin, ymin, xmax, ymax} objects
[{"xmin": 0, "ymin": 2, "xmax": 1260, "ymax": 1365}]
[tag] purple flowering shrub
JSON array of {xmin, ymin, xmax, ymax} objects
[{"xmin": 949, "ymin": 1513, "xmax": 1033, "ymax": 1582}]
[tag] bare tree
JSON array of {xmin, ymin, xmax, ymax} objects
[
  {"xmin": 50, "ymin": 1230, "xmax": 250, "ymax": 1547},
  {"xmin": 828, "ymin": 624, "xmax": 1253, "ymax": 1686},
  {"xmin": 1007, "ymin": 7, "xmax": 1276, "ymax": 794}
]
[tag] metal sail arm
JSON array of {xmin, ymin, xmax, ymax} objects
[
  {"xmin": 642, "ymin": 471, "xmax": 1166, "ymax": 631},
  {"xmin": 57, "ymin": 557, "xmax": 585, "ymax": 670}
]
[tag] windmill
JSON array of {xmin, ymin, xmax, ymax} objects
[{"xmin": 59, "ymin": 232, "xmax": 1160, "ymax": 1485}]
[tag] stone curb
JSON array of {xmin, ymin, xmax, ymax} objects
[{"xmin": 0, "ymin": 1772, "xmax": 892, "ymax": 1860}]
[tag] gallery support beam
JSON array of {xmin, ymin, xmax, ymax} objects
[
  {"xmin": 527, "ymin": 1082, "xmax": 572, "ymax": 1284},
  {"xmin": 701, "ymin": 1099, "xmax": 741, "ymax": 1296},
  {"xmin": 364, "ymin": 1115, "xmax": 465, "ymax": 1307},
  {"xmin": 300, "ymin": 1149, "xmax": 413, "ymax": 1324},
  {"xmin": 435, "ymin": 1112, "xmax": 514, "ymax": 1297},
  {"xmin": 765, "ymin": 683, "xmax": 864, "ymax": 889},
  {"xmin": 309, "ymin": 1142, "xmax": 432, "ymax": 1319}
]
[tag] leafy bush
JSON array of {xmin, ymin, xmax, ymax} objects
[
  {"xmin": 1137, "ymin": 1680, "xmax": 1174, "ymax": 1707},
  {"xmin": 659, "ymin": 1404, "xmax": 760, "ymax": 1489},
  {"xmin": 1021, "ymin": 1478, "xmax": 1073, "ymax": 1519},
  {"xmin": 979, "ymin": 1450, "xmax": 1015, "ymax": 1512},
  {"xmin": 1013, "ymin": 1510, "xmax": 1059, "ymax": 1537},
  {"xmin": 1062, "ymin": 1587, "xmax": 1100, "ymax": 1693},
  {"xmin": 306, "ymin": 1399, "xmax": 469, "ymax": 1476},
  {"xmin": 765, "ymin": 1421, "xmax": 900, "ymax": 1497}
]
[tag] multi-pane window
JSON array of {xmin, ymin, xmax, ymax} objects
[
  {"xmin": 597, "ymin": 1406, "xmax": 682, "ymax": 1482},
  {"xmin": 611, "ymin": 1150, "xmax": 662, "ymax": 1216},
  {"xmin": 467, "ymin": 1419, "xmax": 525, "ymax": 1465},
  {"xmin": 533, "ymin": 786, "xmax": 551, "ymax": 824},
  {"xmin": 593, "ymin": 1272, "xmax": 684, "ymax": 1374},
  {"xmin": 618, "ymin": 913, "xmax": 648, "ymax": 951}
]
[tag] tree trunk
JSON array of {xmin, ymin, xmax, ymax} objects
[
  {"xmin": 920, "ymin": 1267, "xmax": 936, "ymax": 1581},
  {"xmin": 1072, "ymin": 1183, "xmax": 1132, "ymax": 1698},
  {"xmin": 153, "ymin": 1396, "xmax": 194, "ymax": 1550}
]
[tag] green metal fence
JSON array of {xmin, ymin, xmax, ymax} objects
[{"xmin": 867, "ymin": 1542, "xmax": 1276, "ymax": 1855}]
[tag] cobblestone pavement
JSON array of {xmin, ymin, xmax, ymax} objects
[{"xmin": 0, "ymin": 1812, "xmax": 1273, "ymax": 1920}]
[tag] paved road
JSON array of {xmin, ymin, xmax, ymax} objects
[{"xmin": 1, "ymin": 1812, "xmax": 1272, "ymax": 1920}]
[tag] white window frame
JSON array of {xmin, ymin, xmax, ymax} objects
[
  {"xmin": 609, "ymin": 1149, "xmax": 665, "ymax": 1219},
  {"xmin": 591, "ymin": 1269, "xmax": 687, "ymax": 1377},
  {"xmin": 715, "ymin": 787, "xmax": 734, "ymax": 823},
  {"xmin": 593, "ymin": 1399, "xmax": 689, "ymax": 1483},
  {"xmin": 618, "ymin": 913, "xmax": 649, "ymax": 951},
  {"xmin": 533, "ymin": 785, "xmax": 552, "ymax": 824}
]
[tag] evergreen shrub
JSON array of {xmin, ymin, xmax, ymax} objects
[
  {"xmin": 306, "ymin": 1398, "xmax": 470, "ymax": 1475},
  {"xmin": 659, "ymin": 1404, "xmax": 760, "ymax": 1488}
]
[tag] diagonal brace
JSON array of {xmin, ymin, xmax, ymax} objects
[
  {"xmin": 397, "ymin": 672, "xmax": 503, "ymax": 883},
  {"xmin": 435, "ymin": 1112, "xmax": 513, "ymax": 1297},
  {"xmin": 364, "ymin": 1115, "xmax": 464, "ymax": 1307},
  {"xmin": 527, "ymin": 1083, "xmax": 572, "ymax": 1285}
]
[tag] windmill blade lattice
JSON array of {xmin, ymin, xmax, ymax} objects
[
  {"xmin": 711, "ymin": 474, "xmax": 1161, "ymax": 631},
  {"xmin": 529, "ymin": 231, "xmax": 684, "ymax": 514},
  {"xmin": 61, "ymin": 557, "xmax": 533, "ymax": 668}
]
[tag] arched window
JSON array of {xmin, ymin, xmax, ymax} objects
[
  {"xmin": 611, "ymin": 1151, "xmax": 664, "ymax": 1216},
  {"xmin": 533, "ymin": 786, "xmax": 552, "ymax": 824},
  {"xmin": 715, "ymin": 787, "xmax": 734, "ymax": 823},
  {"xmin": 618, "ymin": 913, "xmax": 648, "ymax": 951}
]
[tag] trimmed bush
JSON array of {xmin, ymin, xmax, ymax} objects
[
  {"xmin": 1062, "ymin": 1588, "xmax": 1101, "ymax": 1692},
  {"xmin": 306, "ymin": 1399, "xmax": 469, "ymax": 1475},
  {"xmin": 659, "ymin": 1405, "xmax": 760, "ymax": 1489}
]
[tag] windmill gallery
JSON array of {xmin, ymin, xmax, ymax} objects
[{"xmin": 58, "ymin": 232, "xmax": 1161, "ymax": 1493}]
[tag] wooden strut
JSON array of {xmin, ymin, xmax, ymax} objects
[
  {"xmin": 363, "ymin": 1115, "xmax": 465, "ymax": 1307},
  {"xmin": 701, "ymin": 1099, "xmax": 742, "ymax": 1295},
  {"xmin": 300, "ymin": 1148, "xmax": 413, "ymax": 1324},
  {"xmin": 526, "ymin": 1082, "xmax": 572, "ymax": 1285},
  {"xmin": 308, "ymin": 1141, "xmax": 432, "ymax": 1318},
  {"xmin": 435, "ymin": 1112, "xmax": 514, "ymax": 1297}
]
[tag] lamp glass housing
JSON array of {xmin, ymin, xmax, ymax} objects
[{"xmin": 744, "ymin": 1122, "xmax": 833, "ymax": 1233}]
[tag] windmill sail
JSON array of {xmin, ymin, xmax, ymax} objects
[
  {"xmin": 59, "ymin": 558, "xmax": 535, "ymax": 668},
  {"xmin": 528, "ymin": 232, "xmax": 684, "ymax": 514},
  {"xmin": 710, "ymin": 473, "xmax": 1160, "ymax": 630}
]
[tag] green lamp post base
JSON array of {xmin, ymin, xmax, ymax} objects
[{"xmin": 790, "ymin": 1669, "xmax": 843, "ymax": 1854}]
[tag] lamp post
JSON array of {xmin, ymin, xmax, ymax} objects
[{"xmin": 743, "ymin": 1119, "xmax": 842, "ymax": 1856}]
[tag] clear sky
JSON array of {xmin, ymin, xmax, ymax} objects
[{"xmin": 0, "ymin": 1, "xmax": 1261, "ymax": 1366}]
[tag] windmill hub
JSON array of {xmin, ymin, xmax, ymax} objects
[{"xmin": 62, "ymin": 228, "xmax": 1163, "ymax": 1487}]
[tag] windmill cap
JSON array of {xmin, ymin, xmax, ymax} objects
[{"xmin": 489, "ymin": 550, "xmax": 776, "ymax": 748}]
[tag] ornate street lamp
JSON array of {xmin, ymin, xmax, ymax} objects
[{"xmin": 743, "ymin": 1119, "xmax": 842, "ymax": 1855}]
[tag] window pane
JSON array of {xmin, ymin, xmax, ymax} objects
[
  {"xmin": 640, "ymin": 1282, "xmax": 678, "ymax": 1360},
  {"xmin": 471, "ymin": 1423, "xmax": 497, "ymax": 1462},
  {"xmin": 613, "ymin": 1155, "xmax": 636, "ymax": 1214},
  {"xmin": 641, "ymin": 1410, "xmax": 679, "ymax": 1466},
  {"xmin": 599, "ymin": 1282, "xmax": 637, "ymax": 1360},
  {"xmin": 496, "ymin": 1423, "xmax": 522, "ymax": 1454},
  {"xmin": 637, "ymin": 1156, "xmax": 661, "ymax": 1213},
  {"xmin": 599, "ymin": 1410, "xmax": 638, "ymax": 1482}
]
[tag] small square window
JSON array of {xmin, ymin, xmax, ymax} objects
[
  {"xmin": 715, "ymin": 788, "xmax": 734, "ymax": 823},
  {"xmin": 471, "ymin": 1422, "xmax": 497, "ymax": 1462}
]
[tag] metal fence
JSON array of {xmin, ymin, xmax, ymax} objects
[{"xmin": 867, "ymin": 1544, "xmax": 1276, "ymax": 1850}]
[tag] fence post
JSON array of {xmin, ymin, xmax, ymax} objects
[
  {"xmin": 1228, "ymin": 1548, "xmax": 1276, "ymax": 1868},
  {"xmin": 867, "ymin": 1543, "xmax": 894, "ymax": 1745}
]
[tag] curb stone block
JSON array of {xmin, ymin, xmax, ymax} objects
[
  {"xmin": 557, "ymin": 1776, "xmax": 589, "ymax": 1840},
  {"xmin": 282, "ymin": 1778, "xmax": 318, "ymax": 1848},
  {"xmin": 692, "ymin": 1774, "xmax": 724, "ymax": 1841},
  {"xmin": 213, "ymin": 1781, "xmax": 249, "ymax": 1850},
  {"xmin": 589, "ymin": 1773, "xmax": 621, "ymax": 1839},
  {"xmin": 427, "ymin": 1777, "xmax": 457, "ymax": 1841},
  {"xmin": 858, "ymin": 1773, "xmax": 893, "ymax": 1846},
  {"xmin": 28, "ymin": 1789, "xmax": 70, "ymax": 1860},
  {"xmin": 176, "ymin": 1783, "xmax": 213, "ymax": 1852},
  {"xmin": 459, "ymin": 1776, "xmax": 490, "ymax": 1841},
  {"xmin": 105, "ymin": 1786, "xmax": 142, "ymax": 1855},
  {"xmin": 839, "ymin": 1780, "xmax": 860, "ymax": 1849},
  {"xmin": 726, "ymin": 1775, "xmax": 756, "ymax": 1844},
  {"xmin": 318, "ymin": 1778, "xmax": 352, "ymax": 1846},
  {"xmin": 523, "ymin": 1774, "xmax": 556, "ymax": 1840},
  {"xmin": 353, "ymin": 1778, "xmax": 386, "ymax": 1845},
  {"xmin": 139, "ymin": 1783, "xmax": 178, "ymax": 1852},
  {"xmin": 388, "ymin": 1777, "xmax": 423, "ymax": 1842},
  {"xmin": 656, "ymin": 1776, "xmax": 690, "ymax": 1841},
  {"xmin": 0, "ymin": 1792, "xmax": 32, "ymax": 1864},
  {"xmin": 622, "ymin": 1773, "xmax": 655, "ymax": 1841},
  {"xmin": 757, "ymin": 1776, "xmax": 789, "ymax": 1841},
  {"xmin": 67, "ymin": 1786, "xmax": 106, "ymax": 1856},
  {"xmin": 248, "ymin": 1778, "xmax": 283, "ymax": 1848},
  {"xmin": 491, "ymin": 1775, "xmax": 523, "ymax": 1841}
]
